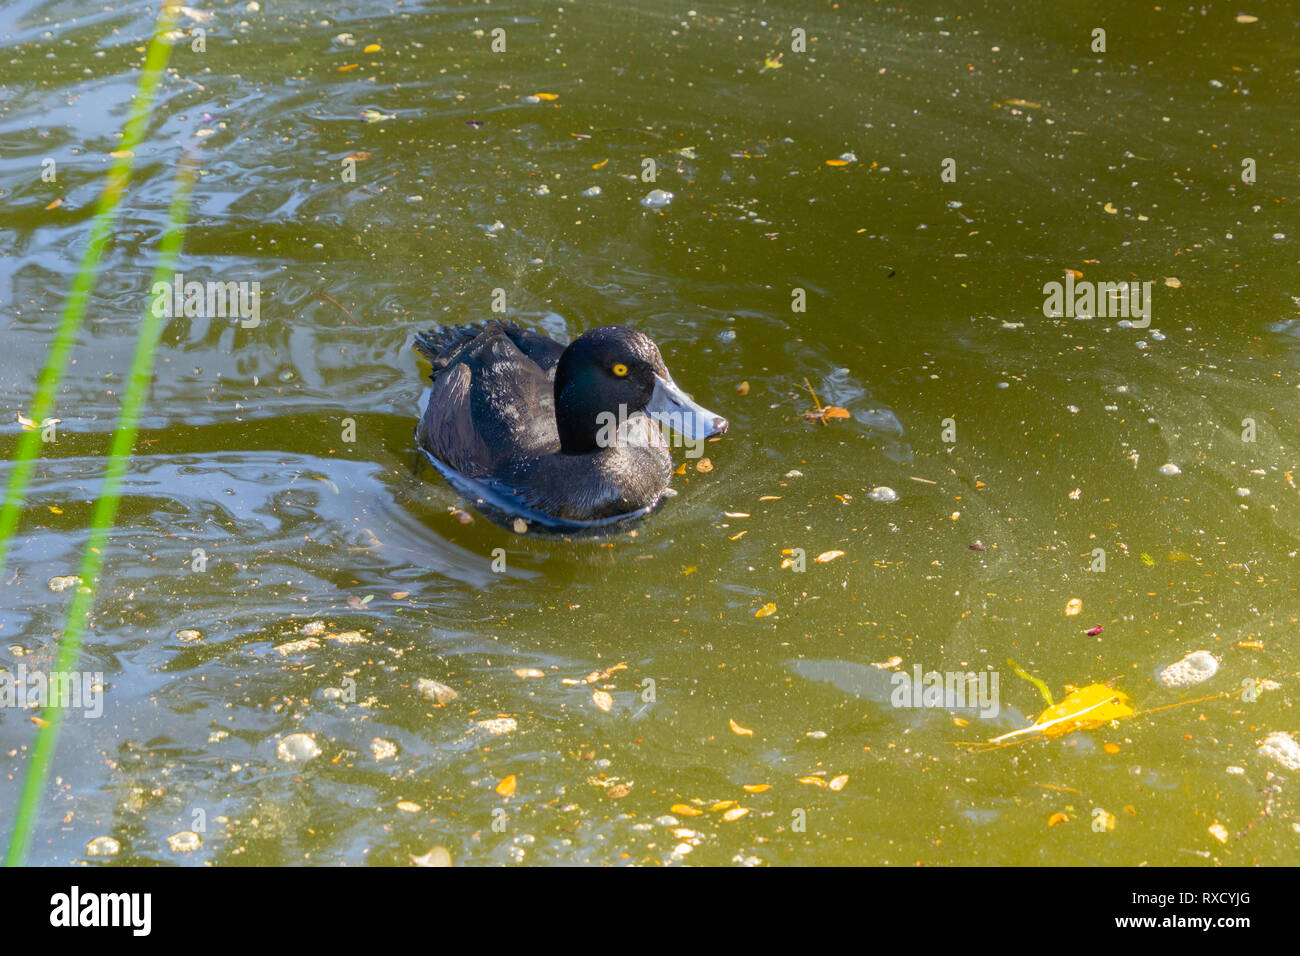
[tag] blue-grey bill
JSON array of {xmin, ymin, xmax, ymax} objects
[{"xmin": 647, "ymin": 375, "xmax": 728, "ymax": 440}]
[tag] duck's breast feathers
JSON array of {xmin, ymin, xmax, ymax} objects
[{"xmin": 501, "ymin": 443, "xmax": 672, "ymax": 522}]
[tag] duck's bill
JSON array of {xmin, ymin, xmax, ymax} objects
[{"xmin": 647, "ymin": 375, "xmax": 729, "ymax": 441}]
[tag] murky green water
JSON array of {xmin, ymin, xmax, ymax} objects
[{"xmin": 2, "ymin": 0, "xmax": 1297, "ymax": 865}]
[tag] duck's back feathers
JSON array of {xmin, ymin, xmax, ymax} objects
[
  {"xmin": 415, "ymin": 321, "xmax": 564, "ymax": 376},
  {"xmin": 416, "ymin": 321, "xmax": 561, "ymax": 477}
]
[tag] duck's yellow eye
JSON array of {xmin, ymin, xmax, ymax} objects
[{"xmin": 612, "ymin": 363, "xmax": 628, "ymax": 377}]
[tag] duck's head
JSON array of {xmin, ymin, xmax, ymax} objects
[{"xmin": 553, "ymin": 325, "xmax": 728, "ymax": 455}]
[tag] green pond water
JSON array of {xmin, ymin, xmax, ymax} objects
[{"xmin": 1, "ymin": 0, "xmax": 1298, "ymax": 865}]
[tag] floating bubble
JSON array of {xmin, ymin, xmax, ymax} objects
[
  {"xmin": 167, "ymin": 830, "xmax": 202, "ymax": 853},
  {"xmin": 1258, "ymin": 732, "xmax": 1300, "ymax": 771},
  {"xmin": 277, "ymin": 732, "xmax": 321, "ymax": 762},
  {"xmin": 640, "ymin": 189, "xmax": 674, "ymax": 209},
  {"xmin": 1158, "ymin": 650, "xmax": 1218, "ymax": 687},
  {"xmin": 86, "ymin": 836, "xmax": 121, "ymax": 857}
]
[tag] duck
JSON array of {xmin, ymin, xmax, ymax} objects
[{"xmin": 413, "ymin": 321, "xmax": 728, "ymax": 528}]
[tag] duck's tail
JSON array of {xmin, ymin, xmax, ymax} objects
[{"xmin": 412, "ymin": 323, "xmax": 491, "ymax": 364}]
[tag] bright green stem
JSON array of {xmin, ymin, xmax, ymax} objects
[
  {"xmin": 4, "ymin": 152, "xmax": 197, "ymax": 867},
  {"xmin": 0, "ymin": 3, "xmax": 179, "ymax": 586}
]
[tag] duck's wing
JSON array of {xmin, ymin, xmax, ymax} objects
[
  {"xmin": 416, "ymin": 323, "xmax": 560, "ymax": 476},
  {"xmin": 500, "ymin": 324, "xmax": 565, "ymax": 374}
]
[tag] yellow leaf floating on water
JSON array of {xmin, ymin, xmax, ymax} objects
[
  {"xmin": 1064, "ymin": 597, "xmax": 1082, "ymax": 616},
  {"xmin": 592, "ymin": 690, "xmax": 614, "ymax": 712},
  {"xmin": 729, "ymin": 718, "xmax": 753, "ymax": 736},
  {"xmin": 1047, "ymin": 811, "xmax": 1071, "ymax": 827},
  {"xmin": 363, "ymin": 43, "xmax": 381, "ymax": 53},
  {"xmin": 709, "ymin": 800, "xmax": 737, "ymax": 812},
  {"xmin": 815, "ymin": 550, "xmax": 844, "ymax": 563},
  {"xmin": 532, "ymin": 92, "xmax": 559, "ymax": 101},
  {"xmin": 1035, "ymin": 684, "xmax": 1133, "ymax": 739},
  {"xmin": 754, "ymin": 603, "xmax": 776, "ymax": 618},
  {"xmin": 797, "ymin": 776, "xmax": 826, "ymax": 787},
  {"xmin": 496, "ymin": 774, "xmax": 517, "ymax": 797},
  {"xmin": 592, "ymin": 158, "xmax": 608, "ymax": 169},
  {"xmin": 980, "ymin": 683, "xmax": 1134, "ymax": 745},
  {"xmin": 671, "ymin": 803, "xmax": 702, "ymax": 816},
  {"xmin": 828, "ymin": 774, "xmax": 849, "ymax": 791},
  {"xmin": 722, "ymin": 807, "xmax": 749, "ymax": 821},
  {"xmin": 742, "ymin": 784, "xmax": 770, "ymax": 793}
]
